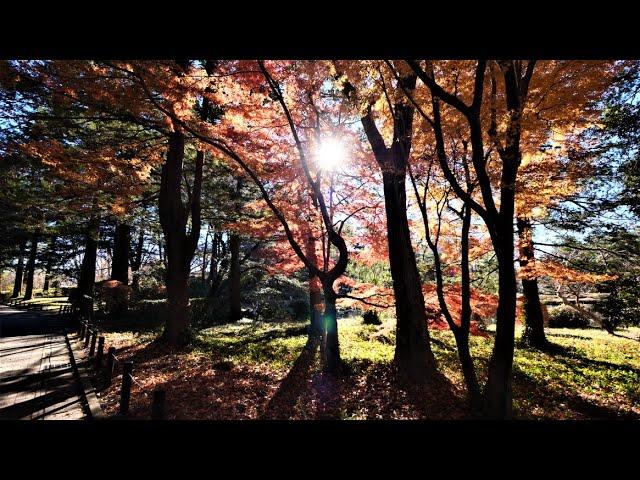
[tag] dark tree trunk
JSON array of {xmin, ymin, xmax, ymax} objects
[
  {"xmin": 483, "ymin": 161, "xmax": 519, "ymax": 419},
  {"xmin": 42, "ymin": 268, "xmax": 50, "ymax": 292},
  {"xmin": 305, "ymin": 230, "xmax": 323, "ymax": 336},
  {"xmin": 482, "ymin": 62, "xmax": 535, "ymax": 419},
  {"xmin": 111, "ymin": 223, "xmax": 131, "ymax": 284},
  {"xmin": 43, "ymin": 238, "xmax": 54, "ymax": 293},
  {"xmin": 130, "ymin": 227, "xmax": 144, "ymax": 292},
  {"xmin": 517, "ymin": 217, "xmax": 547, "ymax": 348},
  {"xmin": 360, "ymin": 71, "xmax": 437, "ymax": 383},
  {"xmin": 77, "ymin": 214, "xmax": 100, "ymax": 299},
  {"xmin": 383, "ymin": 171, "xmax": 437, "ymax": 382},
  {"xmin": 208, "ymin": 232, "xmax": 218, "ymax": 286},
  {"xmin": 411, "ymin": 165, "xmax": 481, "ymax": 409},
  {"xmin": 12, "ymin": 239, "xmax": 27, "ymax": 298},
  {"xmin": 457, "ymin": 206, "xmax": 482, "ymax": 410},
  {"xmin": 229, "ymin": 233, "xmax": 242, "ymax": 321},
  {"xmin": 23, "ymin": 232, "xmax": 39, "ymax": 300},
  {"xmin": 321, "ymin": 283, "xmax": 340, "ymax": 373},
  {"xmin": 201, "ymin": 229, "xmax": 209, "ymax": 281},
  {"xmin": 158, "ymin": 128, "xmax": 203, "ymax": 346}
]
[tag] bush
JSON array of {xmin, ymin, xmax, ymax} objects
[
  {"xmin": 363, "ymin": 310, "xmax": 381, "ymax": 325},
  {"xmin": 548, "ymin": 305, "xmax": 590, "ymax": 329},
  {"xmin": 97, "ymin": 280, "xmax": 132, "ymax": 316},
  {"xmin": 188, "ymin": 277, "xmax": 209, "ymax": 298},
  {"xmin": 289, "ymin": 298, "xmax": 310, "ymax": 320}
]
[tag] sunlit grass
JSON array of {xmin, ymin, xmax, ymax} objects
[{"xmin": 104, "ymin": 315, "xmax": 640, "ymax": 418}]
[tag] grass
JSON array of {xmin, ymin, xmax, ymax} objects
[
  {"xmin": 97, "ymin": 316, "xmax": 640, "ymax": 419},
  {"xmin": 4, "ymin": 295, "xmax": 71, "ymax": 312}
]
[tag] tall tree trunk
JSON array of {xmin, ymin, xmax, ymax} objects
[
  {"xmin": 229, "ymin": 233, "xmax": 242, "ymax": 321},
  {"xmin": 158, "ymin": 128, "xmax": 203, "ymax": 346},
  {"xmin": 23, "ymin": 232, "xmax": 39, "ymax": 300},
  {"xmin": 42, "ymin": 237, "xmax": 54, "ymax": 293},
  {"xmin": 207, "ymin": 233, "xmax": 220, "ymax": 295},
  {"xmin": 111, "ymin": 223, "xmax": 131, "ymax": 284},
  {"xmin": 359, "ymin": 71, "xmax": 438, "ymax": 383},
  {"xmin": 383, "ymin": 171, "xmax": 438, "ymax": 382},
  {"xmin": 43, "ymin": 264, "xmax": 51, "ymax": 292},
  {"xmin": 208, "ymin": 233, "xmax": 228, "ymax": 298},
  {"xmin": 11, "ymin": 239, "xmax": 27, "ymax": 298},
  {"xmin": 321, "ymin": 282, "xmax": 340, "ymax": 373},
  {"xmin": 77, "ymin": 214, "xmax": 100, "ymax": 299},
  {"xmin": 457, "ymin": 206, "xmax": 482, "ymax": 410},
  {"xmin": 305, "ymin": 232, "xmax": 323, "ymax": 336},
  {"xmin": 201, "ymin": 228, "xmax": 209, "ymax": 281},
  {"xmin": 411, "ymin": 166, "xmax": 481, "ymax": 409},
  {"xmin": 483, "ymin": 160, "xmax": 519, "ymax": 419},
  {"xmin": 131, "ymin": 226, "xmax": 144, "ymax": 292},
  {"xmin": 482, "ymin": 61, "xmax": 535, "ymax": 418},
  {"xmin": 517, "ymin": 217, "xmax": 547, "ymax": 348}
]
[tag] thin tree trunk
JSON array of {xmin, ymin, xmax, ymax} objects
[
  {"xmin": 517, "ymin": 217, "xmax": 547, "ymax": 348},
  {"xmin": 131, "ymin": 226, "xmax": 144, "ymax": 292},
  {"xmin": 457, "ymin": 206, "xmax": 482, "ymax": 410},
  {"xmin": 201, "ymin": 227, "xmax": 209, "ymax": 281},
  {"xmin": 305, "ymin": 232, "xmax": 323, "ymax": 336},
  {"xmin": 410, "ymin": 167, "xmax": 481, "ymax": 409},
  {"xmin": 321, "ymin": 283, "xmax": 340, "ymax": 373},
  {"xmin": 229, "ymin": 233, "xmax": 242, "ymax": 321},
  {"xmin": 483, "ymin": 161, "xmax": 519, "ymax": 419},
  {"xmin": 483, "ymin": 62, "xmax": 535, "ymax": 419},
  {"xmin": 111, "ymin": 223, "xmax": 131, "ymax": 284},
  {"xmin": 43, "ymin": 238, "xmax": 54, "ymax": 293},
  {"xmin": 11, "ymin": 239, "xmax": 27, "ymax": 298},
  {"xmin": 77, "ymin": 214, "xmax": 100, "ymax": 299},
  {"xmin": 23, "ymin": 232, "xmax": 39, "ymax": 300}
]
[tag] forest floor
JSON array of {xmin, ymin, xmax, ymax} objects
[{"xmin": 94, "ymin": 316, "xmax": 640, "ymax": 420}]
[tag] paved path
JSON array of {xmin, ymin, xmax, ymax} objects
[{"xmin": 0, "ymin": 305, "xmax": 89, "ymax": 420}]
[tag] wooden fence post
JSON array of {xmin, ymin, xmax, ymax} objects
[
  {"xmin": 95, "ymin": 336, "xmax": 105, "ymax": 370},
  {"xmin": 106, "ymin": 347, "xmax": 116, "ymax": 385},
  {"xmin": 89, "ymin": 330, "xmax": 98, "ymax": 357},
  {"xmin": 151, "ymin": 389, "xmax": 166, "ymax": 420},
  {"xmin": 119, "ymin": 361, "xmax": 133, "ymax": 415},
  {"xmin": 84, "ymin": 327, "xmax": 91, "ymax": 348}
]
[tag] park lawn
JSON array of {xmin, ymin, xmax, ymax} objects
[{"xmin": 95, "ymin": 318, "xmax": 640, "ymax": 420}]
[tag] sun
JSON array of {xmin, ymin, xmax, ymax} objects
[{"xmin": 316, "ymin": 138, "xmax": 346, "ymax": 171}]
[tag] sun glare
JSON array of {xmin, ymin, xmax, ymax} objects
[{"xmin": 316, "ymin": 138, "xmax": 346, "ymax": 171}]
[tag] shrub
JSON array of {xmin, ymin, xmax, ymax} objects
[
  {"xmin": 289, "ymin": 298, "xmax": 310, "ymax": 320},
  {"xmin": 363, "ymin": 310, "xmax": 381, "ymax": 325},
  {"xmin": 97, "ymin": 280, "xmax": 132, "ymax": 316},
  {"xmin": 548, "ymin": 305, "xmax": 590, "ymax": 328}
]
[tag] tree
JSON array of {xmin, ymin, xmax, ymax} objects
[
  {"xmin": 111, "ymin": 222, "xmax": 131, "ymax": 283},
  {"xmin": 334, "ymin": 60, "xmax": 439, "ymax": 382},
  {"xmin": 403, "ymin": 59, "xmax": 616, "ymax": 417}
]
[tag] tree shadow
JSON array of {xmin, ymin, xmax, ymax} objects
[
  {"xmin": 545, "ymin": 329, "xmax": 604, "ymax": 341},
  {"xmin": 513, "ymin": 367, "xmax": 640, "ymax": 420},
  {"xmin": 534, "ymin": 341, "xmax": 640, "ymax": 378},
  {"xmin": 310, "ymin": 369, "xmax": 344, "ymax": 419},
  {"xmin": 401, "ymin": 368, "xmax": 468, "ymax": 419},
  {"xmin": 609, "ymin": 331, "xmax": 640, "ymax": 342},
  {"xmin": 261, "ymin": 335, "xmax": 320, "ymax": 419}
]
